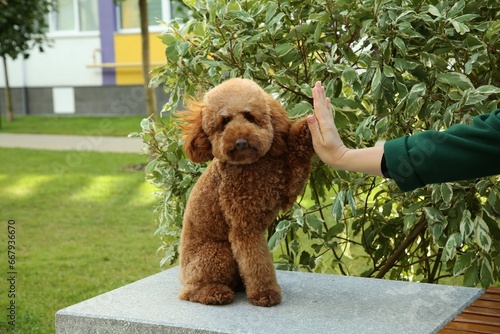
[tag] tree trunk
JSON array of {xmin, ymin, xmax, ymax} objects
[
  {"xmin": 138, "ymin": 0, "xmax": 157, "ymax": 122},
  {"xmin": 2, "ymin": 56, "xmax": 14, "ymax": 122}
]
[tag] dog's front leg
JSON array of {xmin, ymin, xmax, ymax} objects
[
  {"xmin": 229, "ymin": 228, "xmax": 281, "ymax": 307},
  {"xmin": 283, "ymin": 118, "xmax": 315, "ymax": 206}
]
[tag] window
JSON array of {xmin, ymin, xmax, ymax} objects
[
  {"xmin": 79, "ymin": 0, "xmax": 99, "ymax": 31},
  {"xmin": 119, "ymin": 0, "xmax": 164, "ymax": 30},
  {"xmin": 49, "ymin": 0, "xmax": 99, "ymax": 32},
  {"xmin": 54, "ymin": 0, "xmax": 74, "ymax": 30},
  {"xmin": 170, "ymin": 0, "xmax": 192, "ymax": 22},
  {"xmin": 118, "ymin": 0, "xmax": 191, "ymax": 31}
]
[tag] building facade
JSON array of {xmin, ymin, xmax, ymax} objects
[{"xmin": 0, "ymin": 0, "xmax": 188, "ymax": 116}]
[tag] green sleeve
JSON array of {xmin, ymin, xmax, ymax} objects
[{"xmin": 384, "ymin": 109, "xmax": 500, "ymax": 192}]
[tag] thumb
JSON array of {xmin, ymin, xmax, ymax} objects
[{"xmin": 307, "ymin": 115, "xmax": 321, "ymax": 138}]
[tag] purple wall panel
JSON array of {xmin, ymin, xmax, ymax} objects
[{"xmin": 98, "ymin": 0, "xmax": 117, "ymax": 85}]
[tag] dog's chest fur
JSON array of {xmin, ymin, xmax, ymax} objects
[{"xmin": 214, "ymin": 155, "xmax": 288, "ymax": 210}]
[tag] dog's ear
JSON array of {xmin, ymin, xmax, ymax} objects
[
  {"xmin": 177, "ymin": 100, "xmax": 214, "ymax": 163},
  {"xmin": 267, "ymin": 96, "xmax": 290, "ymax": 156}
]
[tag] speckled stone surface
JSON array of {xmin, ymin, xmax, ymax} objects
[{"xmin": 56, "ymin": 266, "xmax": 483, "ymax": 334}]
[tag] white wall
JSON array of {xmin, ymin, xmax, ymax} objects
[{"xmin": 0, "ymin": 33, "xmax": 102, "ymax": 88}]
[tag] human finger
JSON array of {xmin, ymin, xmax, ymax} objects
[
  {"xmin": 306, "ymin": 115, "xmax": 323, "ymax": 142},
  {"xmin": 312, "ymin": 82, "xmax": 334, "ymax": 128}
]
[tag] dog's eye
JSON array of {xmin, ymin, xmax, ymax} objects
[
  {"xmin": 244, "ymin": 112, "xmax": 256, "ymax": 123},
  {"xmin": 221, "ymin": 116, "xmax": 231, "ymax": 129}
]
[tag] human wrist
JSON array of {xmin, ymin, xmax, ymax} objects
[
  {"xmin": 330, "ymin": 146, "xmax": 351, "ymax": 170},
  {"xmin": 331, "ymin": 146, "xmax": 384, "ymax": 176}
]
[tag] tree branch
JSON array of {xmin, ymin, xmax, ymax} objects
[{"xmin": 375, "ymin": 217, "xmax": 428, "ymax": 279}]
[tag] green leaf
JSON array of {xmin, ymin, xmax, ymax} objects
[
  {"xmin": 431, "ymin": 223, "xmax": 445, "ymax": 244},
  {"xmin": 375, "ymin": 117, "xmax": 389, "ymax": 135},
  {"xmin": 327, "ymin": 223, "xmax": 345, "ymax": 240},
  {"xmin": 145, "ymin": 159, "xmax": 159, "ymax": 174},
  {"xmin": 440, "ymin": 183, "xmax": 453, "ymax": 206},
  {"xmin": 424, "ymin": 207, "xmax": 447, "ymax": 243},
  {"xmin": 480, "ymin": 259, "xmax": 493, "ymax": 287},
  {"xmin": 165, "ymin": 42, "xmax": 180, "ymax": 62},
  {"xmin": 346, "ymin": 189, "xmax": 356, "ymax": 216},
  {"xmin": 486, "ymin": 20, "xmax": 500, "ymax": 40},
  {"xmin": 463, "ymin": 264, "xmax": 479, "ymax": 286},
  {"xmin": 443, "ymin": 232, "xmax": 462, "ymax": 261},
  {"xmin": 342, "ymin": 67, "xmax": 358, "ymax": 85},
  {"xmin": 403, "ymin": 214, "xmax": 417, "ymax": 234},
  {"xmin": 410, "ymin": 82, "xmax": 426, "ymax": 95},
  {"xmin": 264, "ymin": 3, "xmax": 278, "ymax": 23},
  {"xmin": 488, "ymin": 190, "xmax": 497, "ymax": 208},
  {"xmin": 293, "ymin": 208, "xmax": 304, "ymax": 226},
  {"xmin": 286, "ymin": 23, "xmax": 314, "ymax": 39},
  {"xmin": 450, "ymin": 19, "xmax": 470, "ymax": 34},
  {"xmin": 290, "ymin": 101, "xmax": 313, "ymax": 117},
  {"xmin": 274, "ymin": 43, "xmax": 296, "ymax": 57},
  {"xmin": 333, "ymin": 110, "xmax": 354, "ymax": 128},
  {"xmin": 268, "ymin": 220, "xmax": 292, "ymax": 252},
  {"xmin": 448, "ymin": 0, "xmax": 465, "ymax": 18},
  {"xmin": 453, "ymin": 252, "xmax": 474, "ymax": 276},
  {"xmin": 306, "ymin": 215, "xmax": 324, "ymax": 234},
  {"xmin": 313, "ymin": 22, "xmax": 323, "ymax": 43},
  {"xmin": 227, "ymin": 10, "xmax": 255, "ymax": 23},
  {"xmin": 289, "ymin": 239, "xmax": 300, "ymax": 257},
  {"xmin": 299, "ymin": 251, "xmax": 313, "ymax": 267},
  {"xmin": 423, "ymin": 207, "xmax": 445, "ymax": 224},
  {"xmin": 330, "ymin": 97, "xmax": 365, "ymax": 111},
  {"xmin": 454, "ymin": 14, "xmax": 479, "ymax": 23},
  {"xmin": 420, "ymin": 52, "xmax": 448, "ymax": 68},
  {"xmin": 267, "ymin": 12, "xmax": 285, "ymax": 33},
  {"xmin": 476, "ymin": 85, "xmax": 500, "ymax": 95},
  {"xmin": 459, "ymin": 210, "xmax": 473, "ymax": 240},
  {"xmin": 436, "ymin": 72, "xmax": 474, "ymax": 90},
  {"xmin": 140, "ymin": 118, "xmax": 153, "ymax": 130},
  {"xmin": 331, "ymin": 190, "xmax": 345, "ymax": 223},
  {"xmin": 371, "ymin": 67, "xmax": 382, "ymax": 93},
  {"xmin": 428, "ymin": 5, "xmax": 442, "ymax": 18},
  {"xmin": 402, "ymin": 200, "xmax": 428, "ymax": 215},
  {"xmin": 393, "ymin": 58, "xmax": 418, "ymax": 71},
  {"xmin": 475, "ymin": 216, "xmax": 492, "ymax": 252},
  {"xmin": 161, "ymin": 33, "xmax": 177, "ymax": 45},
  {"xmin": 179, "ymin": 175, "xmax": 192, "ymax": 187},
  {"xmin": 431, "ymin": 184, "xmax": 442, "ymax": 204},
  {"xmin": 383, "ymin": 65, "xmax": 395, "ymax": 78},
  {"xmin": 462, "ymin": 91, "xmax": 488, "ymax": 106},
  {"xmin": 393, "ymin": 37, "xmax": 406, "ymax": 56}
]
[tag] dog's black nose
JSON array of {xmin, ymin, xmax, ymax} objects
[{"xmin": 235, "ymin": 138, "xmax": 248, "ymax": 150}]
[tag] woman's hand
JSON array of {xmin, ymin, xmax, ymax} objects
[
  {"xmin": 307, "ymin": 81, "xmax": 384, "ymax": 176},
  {"xmin": 306, "ymin": 81, "xmax": 349, "ymax": 168}
]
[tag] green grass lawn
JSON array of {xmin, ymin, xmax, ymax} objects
[
  {"xmin": 0, "ymin": 116, "xmax": 148, "ymax": 137},
  {"xmin": 0, "ymin": 148, "xmax": 164, "ymax": 333}
]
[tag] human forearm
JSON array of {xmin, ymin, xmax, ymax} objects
[{"xmin": 335, "ymin": 146, "xmax": 385, "ymax": 176}]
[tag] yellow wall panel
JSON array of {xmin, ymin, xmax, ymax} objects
[{"xmin": 114, "ymin": 33, "xmax": 165, "ymax": 85}]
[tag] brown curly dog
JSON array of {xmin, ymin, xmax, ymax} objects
[{"xmin": 177, "ymin": 78, "xmax": 314, "ymax": 307}]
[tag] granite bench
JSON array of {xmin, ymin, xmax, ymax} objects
[{"xmin": 56, "ymin": 266, "xmax": 484, "ymax": 334}]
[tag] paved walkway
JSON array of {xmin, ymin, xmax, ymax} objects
[{"xmin": 0, "ymin": 133, "xmax": 143, "ymax": 153}]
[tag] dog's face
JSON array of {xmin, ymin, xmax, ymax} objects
[
  {"xmin": 202, "ymin": 79, "xmax": 275, "ymax": 164},
  {"xmin": 180, "ymin": 78, "xmax": 290, "ymax": 165}
]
